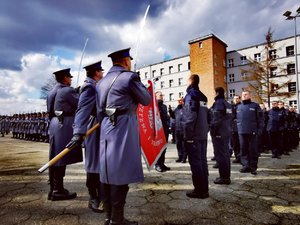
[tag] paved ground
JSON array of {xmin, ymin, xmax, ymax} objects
[{"xmin": 0, "ymin": 134, "xmax": 300, "ymax": 225}]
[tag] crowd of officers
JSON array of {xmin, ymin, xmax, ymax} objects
[
  {"xmin": 2, "ymin": 45, "xmax": 299, "ymax": 225},
  {"xmin": 0, "ymin": 112, "xmax": 49, "ymax": 142}
]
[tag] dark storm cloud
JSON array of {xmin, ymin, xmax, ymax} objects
[{"xmin": 0, "ymin": 0, "xmax": 167, "ymax": 70}]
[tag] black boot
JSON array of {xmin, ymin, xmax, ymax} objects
[
  {"xmin": 110, "ymin": 206, "xmax": 138, "ymax": 225},
  {"xmin": 103, "ymin": 202, "xmax": 111, "ymax": 225},
  {"xmin": 50, "ymin": 168, "xmax": 76, "ymax": 201},
  {"xmin": 47, "ymin": 167, "xmax": 54, "ymax": 200},
  {"xmin": 88, "ymin": 188, "xmax": 103, "ymax": 213}
]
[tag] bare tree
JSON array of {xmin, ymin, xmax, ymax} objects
[
  {"xmin": 40, "ymin": 77, "xmax": 56, "ymax": 100},
  {"xmin": 242, "ymin": 27, "xmax": 293, "ymax": 108}
]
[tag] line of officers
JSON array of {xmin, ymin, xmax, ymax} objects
[
  {"xmin": 0, "ymin": 113, "xmax": 50, "ymax": 142},
  {"xmin": 46, "ymin": 48, "xmax": 151, "ymax": 225}
]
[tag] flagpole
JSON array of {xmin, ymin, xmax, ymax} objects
[
  {"xmin": 77, "ymin": 38, "xmax": 89, "ymax": 87},
  {"xmin": 133, "ymin": 4, "xmax": 150, "ymax": 72}
]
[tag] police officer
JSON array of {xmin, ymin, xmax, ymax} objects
[
  {"xmin": 172, "ymin": 98, "xmax": 187, "ymax": 163},
  {"xmin": 47, "ymin": 68, "xmax": 82, "ymax": 201},
  {"xmin": 96, "ymin": 48, "xmax": 151, "ymax": 225},
  {"xmin": 66, "ymin": 60, "xmax": 104, "ymax": 213},
  {"xmin": 231, "ymin": 95, "xmax": 241, "ymax": 163},
  {"xmin": 236, "ymin": 90, "xmax": 263, "ymax": 175},
  {"xmin": 210, "ymin": 87, "xmax": 232, "ymax": 185},
  {"xmin": 183, "ymin": 74, "xmax": 209, "ymax": 198},
  {"xmin": 266, "ymin": 101, "xmax": 282, "ymax": 158},
  {"xmin": 155, "ymin": 91, "xmax": 171, "ymax": 172}
]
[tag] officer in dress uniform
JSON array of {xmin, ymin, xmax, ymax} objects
[
  {"xmin": 66, "ymin": 60, "xmax": 104, "ymax": 213},
  {"xmin": 96, "ymin": 48, "xmax": 151, "ymax": 225},
  {"xmin": 183, "ymin": 74, "xmax": 209, "ymax": 199},
  {"xmin": 47, "ymin": 68, "xmax": 82, "ymax": 201}
]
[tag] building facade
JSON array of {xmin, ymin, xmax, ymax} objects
[{"xmin": 138, "ymin": 34, "xmax": 300, "ymax": 109}]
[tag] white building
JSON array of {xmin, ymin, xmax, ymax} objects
[{"xmin": 138, "ymin": 34, "xmax": 300, "ymax": 109}]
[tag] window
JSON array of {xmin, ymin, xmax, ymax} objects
[
  {"xmin": 178, "ymin": 64, "xmax": 182, "ymax": 72},
  {"xmin": 254, "ymin": 53, "xmax": 261, "ymax": 62},
  {"xmin": 289, "ymin": 100, "xmax": 297, "ymax": 107},
  {"xmin": 144, "ymin": 72, "xmax": 148, "ymax": 79},
  {"xmin": 288, "ymin": 82, "xmax": 296, "ymax": 93},
  {"xmin": 270, "ymin": 67, "xmax": 277, "ymax": 77},
  {"xmin": 229, "ymin": 89, "xmax": 235, "ymax": 98},
  {"xmin": 160, "ymin": 68, "xmax": 164, "ymax": 75},
  {"xmin": 228, "ymin": 74, "xmax": 235, "ymax": 82},
  {"xmin": 169, "ymin": 93, "xmax": 174, "ymax": 101},
  {"xmin": 287, "ymin": 64, "xmax": 295, "ymax": 74},
  {"xmin": 152, "ymin": 70, "xmax": 156, "ymax": 77},
  {"xmin": 269, "ymin": 49, "xmax": 277, "ymax": 59},
  {"xmin": 241, "ymin": 72, "xmax": 247, "ymax": 80},
  {"xmin": 188, "ymin": 62, "xmax": 191, "ymax": 70},
  {"xmin": 228, "ymin": 59, "xmax": 234, "ymax": 67},
  {"xmin": 160, "ymin": 81, "xmax": 165, "ymax": 89},
  {"xmin": 286, "ymin": 45, "xmax": 294, "ymax": 56},
  {"xmin": 178, "ymin": 77, "xmax": 183, "ymax": 86},
  {"xmin": 169, "ymin": 66, "xmax": 173, "ymax": 74},
  {"xmin": 240, "ymin": 56, "xmax": 247, "ymax": 65},
  {"xmin": 199, "ymin": 41, "xmax": 203, "ymax": 48},
  {"xmin": 169, "ymin": 79, "xmax": 174, "ymax": 87},
  {"xmin": 179, "ymin": 92, "xmax": 184, "ymax": 98}
]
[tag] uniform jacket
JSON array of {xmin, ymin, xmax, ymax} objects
[
  {"xmin": 266, "ymin": 107, "xmax": 281, "ymax": 132},
  {"xmin": 236, "ymin": 99, "xmax": 263, "ymax": 134},
  {"xmin": 47, "ymin": 83, "xmax": 82, "ymax": 166},
  {"xmin": 173, "ymin": 105, "xmax": 184, "ymax": 134},
  {"xmin": 157, "ymin": 100, "xmax": 170, "ymax": 139},
  {"xmin": 210, "ymin": 96, "xmax": 232, "ymax": 138},
  {"xmin": 96, "ymin": 65, "xmax": 151, "ymax": 185},
  {"xmin": 183, "ymin": 85, "xmax": 209, "ymax": 141},
  {"xmin": 73, "ymin": 77, "xmax": 100, "ymax": 173}
]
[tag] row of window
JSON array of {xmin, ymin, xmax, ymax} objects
[
  {"xmin": 228, "ymin": 82, "xmax": 296, "ymax": 98},
  {"xmin": 228, "ymin": 63, "xmax": 296, "ymax": 82},
  {"xmin": 159, "ymin": 77, "xmax": 184, "ymax": 88},
  {"xmin": 227, "ymin": 45, "xmax": 295, "ymax": 67},
  {"xmin": 144, "ymin": 63, "xmax": 190, "ymax": 79},
  {"xmin": 161, "ymin": 92, "xmax": 185, "ymax": 101}
]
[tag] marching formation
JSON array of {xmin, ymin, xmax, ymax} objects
[{"xmin": 0, "ymin": 112, "xmax": 49, "ymax": 142}]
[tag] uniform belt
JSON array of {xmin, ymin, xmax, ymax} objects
[{"xmin": 104, "ymin": 108, "xmax": 129, "ymax": 117}]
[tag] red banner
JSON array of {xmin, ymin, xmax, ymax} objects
[{"xmin": 137, "ymin": 80, "xmax": 167, "ymax": 170}]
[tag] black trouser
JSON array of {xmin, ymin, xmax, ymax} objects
[
  {"xmin": 239, "ymin": 133, "xmax": 258, "ymax": 171},
  {"xmin": 86, "ymin": 173, "xmax": 101, "ymax": 199},
  {"xmin": 49, "ymin": 165, "xmax": 66, "ymax": 191},
  {"xmin": 230, "ymin": 132, "xmax": 240, "ymax": 159},
  {"xmin": 176, "ymin": 132, "xmax": 187, "ymax": 161},
  {"xmin": 156, "ymin": 133, "xmax": 169, "ymax": 167},
  {"xmin": 211, "ymin": 135, "xmax": 231, "ymax": 179},
  {"xmin": 269, "ymin": 131, "xmax": 281, "ymax": 157},
  {"xmin": 101, "ymin": 183, "xmax": 129, "ymax": 222},
  {"xmin": 185, "ymin": 140, "xmax": 208, "ymax": 194}
]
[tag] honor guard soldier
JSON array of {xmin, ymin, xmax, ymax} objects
[
  {"xmin": 96, "ymin": 48, "xmax": 151, "ymax": 225},
  {"xmin": 66, "ymin": 60, "xmax": 104, "ymax": 213},
  {"xmin": 47, "ymin": 68, "xmax": 82, "ymax": 201}
]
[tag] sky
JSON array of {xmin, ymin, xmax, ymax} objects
[{"xmin": 0, "ymin": 0, "xmax": 299, "ymax": 115}]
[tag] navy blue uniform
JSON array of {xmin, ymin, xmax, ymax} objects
[
  {"xmin": 236, "ymin": 100, "xmax": 263, "ymax": 172},
  {"xmin": 210, "ymin": 96, "xmax": 232, "ymax": 180},
  {"xmin": 183, "ymin": 85, "xmax": 209, "ymax": 195}
]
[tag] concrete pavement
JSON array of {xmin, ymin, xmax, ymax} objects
[{"xmin": 0, "ymin": 134, "xmax": 299, "ymax": 225}]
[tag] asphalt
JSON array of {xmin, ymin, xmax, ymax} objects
[{"xmin": 0, "ymin": 134, "xmax": 299, "ymax": 225}]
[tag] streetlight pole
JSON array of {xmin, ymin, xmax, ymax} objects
[{"xmin": 283, "ymin": 7, "xmax": 300, "ymax": 112}]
